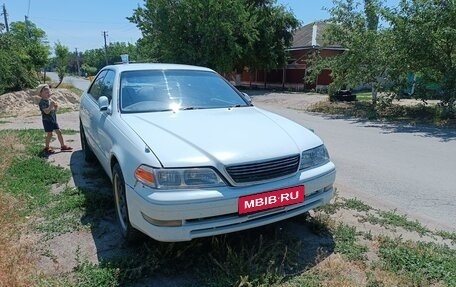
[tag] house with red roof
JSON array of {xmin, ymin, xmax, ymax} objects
[{"xmin": 241, "ymin": 22, "xmax": 345, "ymax": 91}]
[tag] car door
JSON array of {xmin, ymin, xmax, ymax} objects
[
  {"xmin": 80, "ymin": 70, "xmax": 107, "ymax": 159},
  {"xmin": 97, "ymin": 70, "xmax": 116, "ymax": 163}
]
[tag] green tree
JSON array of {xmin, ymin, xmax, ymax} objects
[
  {"xmin": 82, "ymin": 48, "xmax": 106, "ymax": 72},
  {"xmin": 82, "ymin": 42, "xmax": 139, "ymax": 72},
  {"xmin": 10, "ymin": 21, "xmax": 50, "ymax": 76},
  {"xmin": 129, "ymin": 0, "xmax": 297, "ymax": 74},
  {"xmin": 130, "ymin": 0, "xmax": 257, "ymax": 73},
  {"xmin": 308, "ymin": 0, "xmax": 390, "ymax": 103},
  {"xmin": 0, "ymin": 33, "xmax": 38, "ymax": 94},
  {"xmin": 387, "ymin": 0, "xmax": 456, "ymax": 111},
  {"xmin": 244, "ymin": 2, "xmax": 299, "ymax": 78},
  {"xmin": 54, "ymin": 42, "xmax": 70, "ymax": 88},
  {"xmin": 0, "ymin": 20, "xmax": 49, "ymax": 93}
]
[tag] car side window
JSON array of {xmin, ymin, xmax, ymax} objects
[
  {"xmin": 101, "ymin": 70, "xmax": 115, "ymax": 102},
  {"xmin": 88, "ymin": 70, "xmax": 108, "ymax": 101}
]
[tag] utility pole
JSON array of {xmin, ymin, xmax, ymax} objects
[
  {"xmin": 25, "ymin": 15, "xmax": 31, "ymax": 38},
  {"xmin": 103, "ymin": 31, "xmax": 109, "ymax": 66},
  {"xmin": 2, "ymin": 4, "xmax": 9, "ymax": 32},
  {"xmin": 75, "ymin": 48, "xmax": 81, "ymax": 76}
]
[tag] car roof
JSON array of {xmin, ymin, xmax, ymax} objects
[{"xmin": 103, "ymin": 63, "xmax": 215, "ymax": 73}]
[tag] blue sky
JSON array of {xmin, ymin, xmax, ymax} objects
[{"xmin": 2, "ymin": 0, "xmax": 397, "ymax": 52}]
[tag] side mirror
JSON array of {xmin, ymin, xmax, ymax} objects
[
  {"xmin": 98, "ymin": 96, "xmax": 110, "ymax": 112},
  {"xmin": 241, "ymin": 92, "xmax": 252, "ymax": 105}
]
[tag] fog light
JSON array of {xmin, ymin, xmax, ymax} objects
[{"xmin": 142, "ymin": 212, "xmax": 182, "ymax": 227}]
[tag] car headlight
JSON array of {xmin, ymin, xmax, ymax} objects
[
  {"xmin": 300, "ymin": 145, "xmax": 330, "ymax": 170},
  {"xmin": 135, "ymin": 165, "xmax": 226, "ymax": 189}
]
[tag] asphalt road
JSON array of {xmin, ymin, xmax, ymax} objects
[
  {"xmin": 47, "ymin": 72, "xmax": 90, "ymax": 91},
  {"xmin": 256, "ymin": 103, "xmax": 456, "ymax": 232}
]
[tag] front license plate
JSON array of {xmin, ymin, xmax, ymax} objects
[{"xmin": 238, "ymin": 186, "xmax": 305, "ymax": 215}]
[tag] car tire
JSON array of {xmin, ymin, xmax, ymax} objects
[
  {"xmin": 79, "ymin": 121, "xmax": 96, "ymax": 163},
  {"xmin": 112, "ymin": 163, "xmax": 141, "ymax": 243}
]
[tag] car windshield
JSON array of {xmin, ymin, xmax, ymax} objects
[{"xmin": 119, "ymin": 70, "xmax": 249, "ymax": 113}]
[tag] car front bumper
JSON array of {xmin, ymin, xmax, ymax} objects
[{"xmin": 126, "ymin": 163, "xmax": 336, "ymax": 242}]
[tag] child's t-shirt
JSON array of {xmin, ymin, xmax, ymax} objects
[{"xmin": 39, "ymin": 99, "xmax": 57, "ymax": 122}]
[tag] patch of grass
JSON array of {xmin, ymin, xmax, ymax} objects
[
  {"xmin": 306, "ymin": 212, "xmax": 335, "ymax": 235},
  {"xmin": 379, "ymin": 237, "xmax": 456, "ymax": 286},
  {"xmin": 342, "ymin": 198, "xmax": 372, "ymax": 212},
  {"xmin": 57, "ymin": 83, "xmax": 84, "ymax": 96},
  {"xmin": 0, "ymin": 191, "xmax": 37, "ymax": 287},
  {"xmin": 434, "ymin": 230, "xmax": 456, "ymax": 245},
  {"xmin": 309, "ymin": 100, "xmax": 378, "ymax": 120},
  {"xmin": 333, "ymin": 223, "xmax": 367, "ymax": 261},
  {"xmin": 34, "ymin": 185, "xmax": 114, "ymax": 239},
  {"xmin": 357, "ymin": 207, "xmax": 430, "ymax": 236},
  {"xmin": 58, "ymin": 226, "xmax": 303, "ymax": 287},
  {"xmin": 378, "ymin": 210, "xmax": 429, "ymax": 235},
  {"xmin": 2, "ymin": 156, "xmax": 71, "ymax": 212},
  {"xmin": 308, "ymin": 99, "xmax": 455, "ymax": 127},
  {"xmin": 74, "ymin": 260, "xmax": 120, "ymax": 287},
  {"xmin": 315, "ymin": 200, "xmax": 342, "ymax": 215},
  {"xmin": 355, "ymin": 92, "xmax": 373, "ymax": 102},
  {"xmin": 0, "ymin": 130, "xmax": 39, "ymax": 287},
  {"xmin": 359, "ymin": 212, "xmax": 383, "ymax": 227},
  {"xmin": 281, "ymin": 271, "xmax": 321, "ymax": 287}
]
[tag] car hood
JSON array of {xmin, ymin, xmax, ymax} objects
[{"xmin": 121, "ymin": 107, "xmax": 322, "ymax": 167}]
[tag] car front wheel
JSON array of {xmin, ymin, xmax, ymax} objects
[{"xmin": 112, "ymin": 163, "xmax": 140, "ymax": 243}]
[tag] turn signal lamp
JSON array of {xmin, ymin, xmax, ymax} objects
[{"xmin": 135, "ymin": 165, "xmax": 156, "ymax": 187}]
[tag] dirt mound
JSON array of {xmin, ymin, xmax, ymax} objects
[{"xmin": 0, "ymin": 88, "xmax": 80, "ymax": 117}]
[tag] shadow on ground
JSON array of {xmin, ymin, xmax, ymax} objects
[{"xmin": 69, "ymin": 151, "xmax": 335, "ymax": 286}]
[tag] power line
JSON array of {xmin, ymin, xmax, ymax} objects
[{"xmin": 27, "ymin": 0, "xmax": 31, "ymax": 17}]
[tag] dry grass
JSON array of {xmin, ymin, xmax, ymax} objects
[
  {"xmin": 0, "ymin": 193, "xmax": 36, "ymax": 287},
  {"xmin": 0, "ymin": 132, "xmax": 37, "ymax": 287},
  {"xmin": 317, "ymin": 254, "xmax": 366, "ymax": 287}
]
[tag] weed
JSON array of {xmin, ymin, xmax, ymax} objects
[
  {"xmin": 435, "ymin": 231, "xmax": 456, "ymax": 245},
  {"xmin": 74, "ymin": 260, "xmax": 120, "ymax": 287},
  {"xmin": 56, "ymin": 83, "xmax": 83, "ymax": 96},
  {"xmin": 359, "ymin": 209, "xmax": 430, "ymax": 236},
  {"xmin": 307, "ymin": 99, "xmax": 455, "ymax": 128},
  {"xmin": 0, "ymin": 130, "xmax": 38, "ymax": 287},
  {"xmin": 379, "ymin": 237, "xmax": 456, "ymax": 286},
  {"xmin": 333, "ymin": 223, "xmax": 367, "ymax": 261},
  {"xmin": 36, "ymin": 186, "xmax": 114, "ymax": 239},
  {"xmin": 2, "ymin": 156, "xmax": 71, "ymax": 212},
  {"xmin": 378, "ymin": 210, "xmax": 429, "ymax": 235},
  {"xmin": 307, "ymin": 213, "xmax": 334, "ymax": 235},
  {"xmin": 342, "ymin": 198, "xmax": 372, "ymax": 212}
]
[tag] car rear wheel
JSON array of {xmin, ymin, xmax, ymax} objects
[
  {"xmin": 112, "ymin": 163, "xmax": 141, "ymax": 243},
  {"xmin": 79, "ymin": 121, "xmax": 96, "ymax": 163}
]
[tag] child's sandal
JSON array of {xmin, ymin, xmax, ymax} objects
[
  {"xmin": 60, "ymin": 145, "xmax": 73, "ymax": 151},
  {"xmin": 43, "ymin": 147, "xmax": 55, "ymax": 154}
]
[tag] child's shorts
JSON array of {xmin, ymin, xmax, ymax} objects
[{"xmin": 42, "ymin": 120, "xmax": 60, "ymax": 132}]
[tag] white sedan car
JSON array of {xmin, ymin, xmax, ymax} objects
[{"xmin": 79, "ymin": 63, "xmax": 336, "ymax": 242}]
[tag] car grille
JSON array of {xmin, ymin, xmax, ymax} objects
[{"xmin": 226, "ymin": 154, "xmax": 300, "ymax": 184}]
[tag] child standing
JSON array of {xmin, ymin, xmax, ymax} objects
[{"xmin": 38, "ymin": 84, "xmax": 73, "ymax": 154}]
